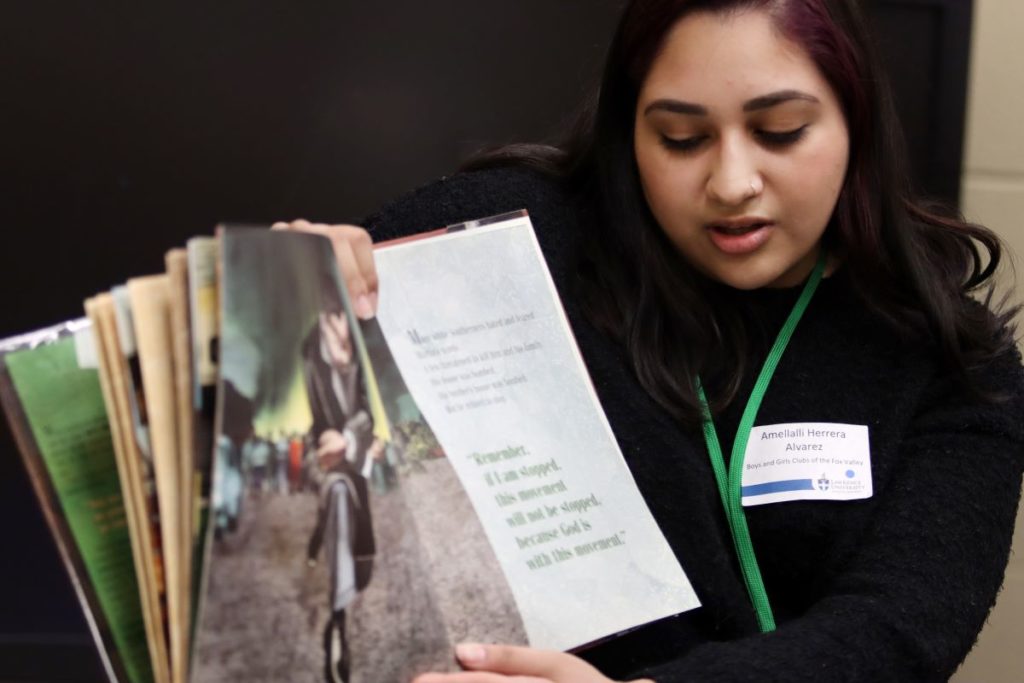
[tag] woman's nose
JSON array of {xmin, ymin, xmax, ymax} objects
[{"xmin": 706, "ymin": 139, "xmax": 762, "ymax": 207}]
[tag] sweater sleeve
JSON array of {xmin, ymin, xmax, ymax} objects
[{"xmin": 640, "ymin": 349, "xmax": 1024, "ymax": 683}]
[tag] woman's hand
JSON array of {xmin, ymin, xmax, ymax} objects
[
  {"xmin": 411, "ymin": 643, "xmax": 654, "ymax": 683},
  {"xmin": 271, "ymin": 220, "xmax": 379, "ymax": 319}
]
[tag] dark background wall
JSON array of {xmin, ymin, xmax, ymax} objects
[{"xmin": 0, "ymin": 1, "xmax": 972, "ymax": 680}]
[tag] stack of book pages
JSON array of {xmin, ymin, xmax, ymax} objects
[{"xmin": 1, "ymin": 213, "xmax": 699, "ymax": 683}]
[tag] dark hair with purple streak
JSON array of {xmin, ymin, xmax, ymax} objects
[{"xmin": 465, "ymin": 0, "xmax": 1017, "ymax": 426}]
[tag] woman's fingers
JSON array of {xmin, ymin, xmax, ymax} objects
[
  {"xmin": 409, "ymin": 643, "xmax": 654, "ymax": 682},
  {"xmin": 413, "ymin": 674, "xmax": 548, "ymax": 683},
  {"xmin": 331, "ymin": 234, "xmax": 375, "ymax": 319},
  {"xmin": 407, "ymin": 644, "xmax": 568, "ymax": 683},
  {"xmin": 272, "ymin": 220, "xmax": 378, "ymax": 319},
  {"xmin": 456, "ymin": 644, "xmax": 576, "ymax": 679},
  {"xmin": 346, "ymin": 226, "xmax": 379, "ymax": 313}
]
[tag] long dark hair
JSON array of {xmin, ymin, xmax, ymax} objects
[{"xmin": 466, "ymin": 0, "xmax": 1018, "ymax": 426}]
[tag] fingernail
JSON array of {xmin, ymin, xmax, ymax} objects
[
  {"xmin": 369, "ymin": 290, "xmax": 379, "ymax": 314},
  {"xmin": 455, "ymin": 643, "xmax": 486, "ymax": 664},
  {"xmin": 356, "ymin": 294, "xmax": 373, "ymax": 320}
]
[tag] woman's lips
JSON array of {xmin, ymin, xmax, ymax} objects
[{"xmin": 706, "ymin": 220, "xmax": 774, "ymax": 254}]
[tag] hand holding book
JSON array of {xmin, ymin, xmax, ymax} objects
[
  {"xmin": 413, "ymin": 643, "xmax": 655, "ymax": 683},
  {"xmin": 272, "ymin": 220, "xmax": 379, "ymax": 320}
]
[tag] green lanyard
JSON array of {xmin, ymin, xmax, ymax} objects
[{"xmin": 697, "ymin": 253, "xmax": 826, "ymax": 633}]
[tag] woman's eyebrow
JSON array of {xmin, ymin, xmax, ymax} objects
[
  {"xmin": 743, "ymin": 89, "xmax": 819, "ymax": 111},
  {"xmin": 644, "ymin": 90, "xmax": 819, "ymax": 117},
  {"xmin": 643, "ymin": 99, "xmax": 708, "ymax": 116}
]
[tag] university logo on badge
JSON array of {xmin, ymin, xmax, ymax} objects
[{"xmin": 816, "ymin": 473, "xmax": 830, "ymax": 492}]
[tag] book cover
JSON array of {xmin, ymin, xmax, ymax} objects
[{"xmin": 0, "ymin": 320, "xmax": 154, "ymax": 683}]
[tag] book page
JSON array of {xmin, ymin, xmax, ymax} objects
[
  {"xmin": 108, "ymin": 286, "xmax": 172, "ymax": 671},
  {"xmin": 127, "ymin": 276, "xmax": 187, "ymax": 683},
  {"xmin": 374, "ymin": 214, "xmax": 700, "ymax": 650},
  {"xmin": 194, "ymin": 229, "xmax": 517, "ymax": 682},
  {"xmin": 87, "ymin": 296, "xmax": 172, "ymax": 683},
  {"xmin": 165, "ymin": 248, "xmax": 195, "ymax": 649},
  {"xmin": 185, "ymin": 235, "xmax": 218, "ymax": 652}
]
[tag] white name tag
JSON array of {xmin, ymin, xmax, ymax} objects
[{"xmin": 741, "ymin": 422, "xmax": 872, "ymax": 506}]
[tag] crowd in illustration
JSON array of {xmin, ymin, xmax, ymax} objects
[{"xmin": 211, "ymin": 428, "xmax": 413, "ymax": 537}]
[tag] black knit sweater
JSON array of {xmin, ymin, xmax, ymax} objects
[{"xmin": 363, "ymin": 167, "xmax": 1024, "ymax": 682}]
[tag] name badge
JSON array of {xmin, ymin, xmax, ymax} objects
[{"xmin": 741, "ymin": 422, "xmax": 871, "ymax": 506}]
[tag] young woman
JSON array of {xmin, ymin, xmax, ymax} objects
[{"xmin": 276, "ymin": 1, "xmax": 1024, "ymax": 681}]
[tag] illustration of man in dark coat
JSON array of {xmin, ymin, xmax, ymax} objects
[{"xmin": 301, "ymin": 294, "xmax": 376, "ymax": 683}]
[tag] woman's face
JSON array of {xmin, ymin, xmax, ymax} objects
[{"xmin": 634, "ymin": 9, "xmax": 849, "ymax": 289}]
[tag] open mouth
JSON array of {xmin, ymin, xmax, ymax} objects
[
  {"xmin": 707, "ymin": 219, "xmax": 772, "ymax": 235},
  {"xmin": 705, "ymin": 219, "xmax": 774, "ymax": 254}
]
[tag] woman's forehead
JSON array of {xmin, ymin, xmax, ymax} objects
[{"xmin": 640, "ymin": 9, "xmax": 829, "ymax": 105}]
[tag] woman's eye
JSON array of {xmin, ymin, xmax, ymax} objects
[
  {"xmin": 659, "ymin": 134, "xmax": 707, "ymax": 152},
  {"xmin": 755, "ymin": 125, "xmax": 808, "ymax": 147}
]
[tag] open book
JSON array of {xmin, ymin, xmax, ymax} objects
[{"xmin": 1, "ymin": 212, "xmax": 699, "ymax": 683}]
